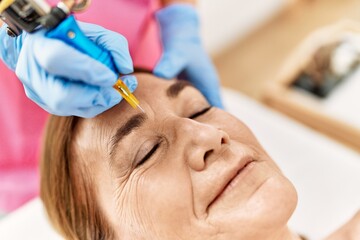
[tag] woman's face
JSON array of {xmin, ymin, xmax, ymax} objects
[{"xmin": 73, "ymin": 73, "xmax": 297, "ymax": 240}]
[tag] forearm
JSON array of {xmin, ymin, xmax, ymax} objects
[
  {"xmin": 161, "ymin": 0, "xmax": 195, "ymax": 6},
  {"xmin": 0, "ymin": 19, "xmax": 3, "ymax": 27}
]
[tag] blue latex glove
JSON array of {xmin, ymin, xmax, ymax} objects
[
  {"xmin": 154, "ymin": 4, "xmax": 224, "ymax": 108},
  {"xmin": 0, "ymin": 24, "xmax": 27, "ymax": 71},
  {"xmin": 1, "ymin": 22, "xmax": 137, "ymax": 118}
]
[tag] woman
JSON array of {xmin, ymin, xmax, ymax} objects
[{"xmin": 40, "ymin": 72, "xmax": 316, "ymax": 239}]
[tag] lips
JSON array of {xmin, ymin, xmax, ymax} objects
[{"xmin": 208, "ymin": 156, "xmax": 254, "ymax": 208}]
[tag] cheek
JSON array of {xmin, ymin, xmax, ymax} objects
[
  {"xmin": 209, "ymin": 171, "xmax": 297, "ymax": 240},
  {"xmin": 235, "ymin": 174, "xmax": 297, "ymax": 238},
  {"xmin": 133, "ymin": 157, "xmax": 195, "ymax": 229}
]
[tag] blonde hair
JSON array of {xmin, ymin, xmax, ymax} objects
[{"xmin": 40, "ymin": 115, "xmax": 115, "ymax": 240}]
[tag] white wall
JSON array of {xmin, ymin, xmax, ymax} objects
[{"xmin": 198, "ymin": 0, "xmax": 290, "ymax": 55}]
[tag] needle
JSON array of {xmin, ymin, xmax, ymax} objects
[{"xmin": 113, "ymin": 79, "xmax": 145, "ymax": 113}]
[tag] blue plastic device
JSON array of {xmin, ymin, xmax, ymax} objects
[{"xmin": 46, "ymin": 15, "xmax": 117, "ymax": 73}]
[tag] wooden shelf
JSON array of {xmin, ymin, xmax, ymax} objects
[
  {"xmin": 214, "ymin": 0, "xmax": 360, "ymax": 100},
  {"xmin": 263, "ymin": 21, "xmax": 360, "ymax": 151}
]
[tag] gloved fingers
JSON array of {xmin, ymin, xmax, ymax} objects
[
  {"xmin": 23, "ymin": 73, "xmax": 137, "ymax": 118},
  {"xmin": 17, "ymin": 54, "xmax": 120, "ymax": 117},
  {"xmin": 31, "ymin": 34, "xmax": 118, "ymax": 87},
  {"xmin": 71, "ymin": 87, "xmax": 122, "ymax": 118},
  {"xmin": 187, "ymin": 70, "xmax": 224, "ymax": 109},
  {"xmin": 78, "ymin": 22, "xmax": 134, "ymax": 75},
  {"xmin": 47, "ymin": 79, "xmax": 121, "ymax": 117},
  {"xmin": 69, "ymin": 75, "xmax": 138, "ymax": 118},
  {"xmin": 153, "ymin": 50, "xmax": 188, "ymax": 79},
  {"xmin": 23, "ymin": 85, "xmax": 52, "ymax": 113},
  {"xmin": 16, "ymin": 29, "xmax": 139, "ymax": 118},
  {"xmin": 155, "ymin": 4, "xmax": 200, "ymax": 40},
  {"xmin": 0, "ymin": 24, "xmax": 27, "ymax": 71},
  {"xmin": 184, "ymin": 55, "xmax": 224, "ymax": 109},
  {"xmin": 119, "ymin": 75, "xmax": 138, "ymax": 92}
]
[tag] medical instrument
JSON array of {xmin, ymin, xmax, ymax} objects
[
  {"xmin": 0, "ymin": 0, "xmax": 144, "ymax": 113},
  {"xmin": 114, "ymin": 79, "xmax": 145, "ymax": 112}
]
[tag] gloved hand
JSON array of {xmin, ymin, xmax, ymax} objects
[
  {"xmin": 154, "ymin": 4, "xmax": 224, "ymax": 108},
  {"xmin": 3, "ymin": 22, "xmax": 137, "ymax": 118},
  {"xmin": 0, "ymin": 24, "xmax": 27, "ymax": 70}
]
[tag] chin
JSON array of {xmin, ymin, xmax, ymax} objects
[
  {"xmin": 210, "ymin": 173, "xmax": 297, "ymax": 240},
  {"xmin": 246, "ymin": 174, "xmax": 297, "ymax": 226}
]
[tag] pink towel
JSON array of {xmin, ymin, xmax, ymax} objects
[{"xmin": 0, "ymin": 0, "xmax": 161, "ymax": 213}]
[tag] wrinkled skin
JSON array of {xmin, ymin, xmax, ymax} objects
[{"xmin": 72, "ymin": 73, "xmax": 298, "ymax": 240}]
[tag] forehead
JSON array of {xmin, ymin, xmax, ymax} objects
[
  {"xmin": 76, "ymin": 74, "xmax": 193, "ymax": 143},
  {"xmin": 98, "ymin": 74, "xmax": 175, "ymax": 124},
  {"xmin": 133, "ymin": 73, "xmax": 174, "ymax": 102}
]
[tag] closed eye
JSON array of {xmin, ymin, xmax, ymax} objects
[
  {"xmin": 189, "ymin": 106, "xmax": 212, "ymax": 119},
  {"xmin": 136, "ymin": 106, "xmax": 212, "ymax": 167},
  {"xmin": 136, "ymin": 142, "xmax": 161, "ymax": 167}
]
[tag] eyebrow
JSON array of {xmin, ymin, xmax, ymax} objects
[
  {"xmin": 166, "ymin": 80, "xmax": 193, "ymax": 99},
  {"xmin": 109, "ymin": 113, "xmax": 147, "ymax": 157},
  {"xmin": 109, "ymin": 80, "xmax": 193, "ymax": 158}
]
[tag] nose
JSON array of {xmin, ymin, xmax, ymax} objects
[{"xmin": 173, "ymin": 118, "xmax": 230, "ymax": 171}]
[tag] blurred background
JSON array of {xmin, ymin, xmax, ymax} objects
[{"xmin": 199, "ymin": 0, "xmax": 360, "ymax": 100}]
